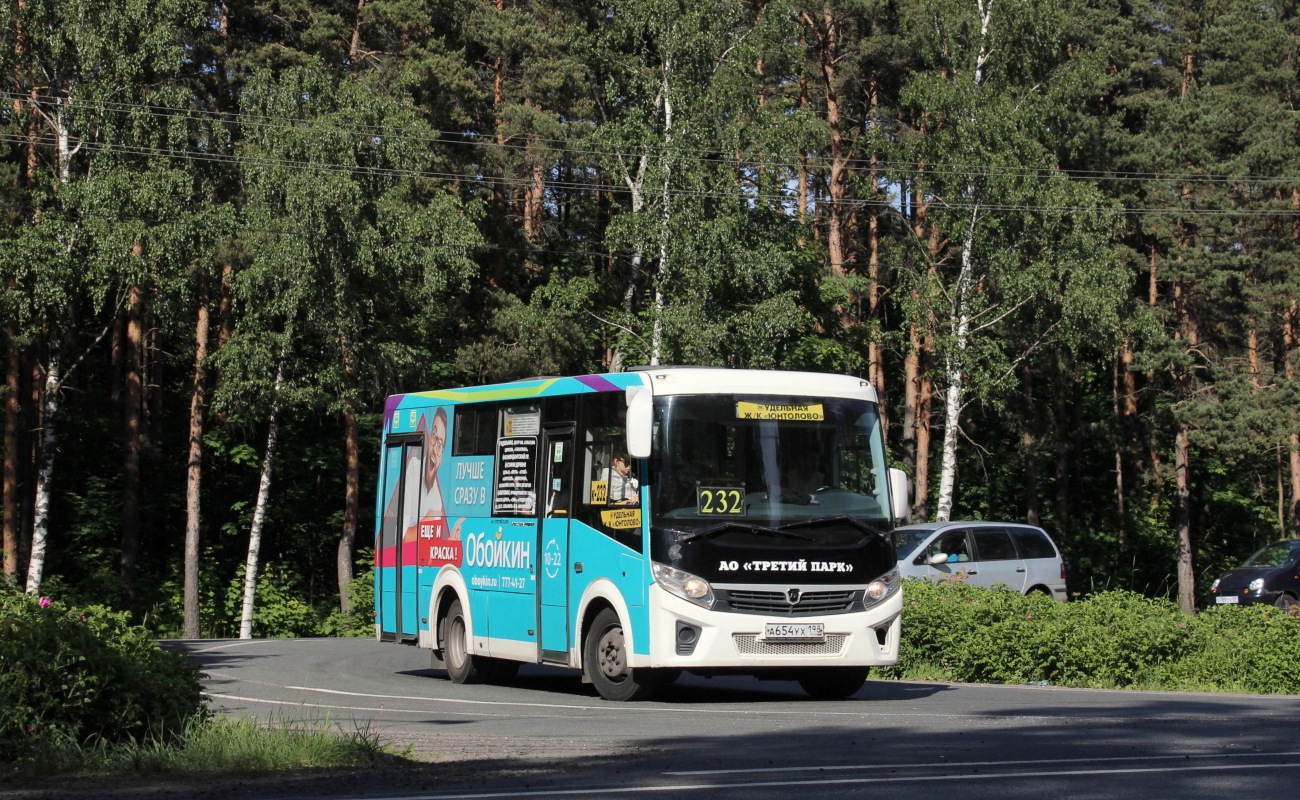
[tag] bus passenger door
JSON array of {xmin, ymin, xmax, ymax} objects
[
  {"xmin": 379, "ymin": 437, "xmax": 422, "ymax": 643},
  {"xmin": 538, "ymin": 425, "xmax": 575, "ymax": 662}
]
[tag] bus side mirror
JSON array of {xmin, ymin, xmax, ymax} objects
[
  {"xmin": 625, "ymin": 386, "xmax": 652, "ymax": 459},
  {"xmin": 888, "ymin": 467, "xmax": 909, "ymax": 522}
]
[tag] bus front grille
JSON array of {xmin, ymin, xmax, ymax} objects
[
  {"xmin": 722, "ymin": 589, "xmax": 858, "ymax": 615},
  {"xmin": 732, "ymin": 633, "xmax": 849, "ymax": 656}
]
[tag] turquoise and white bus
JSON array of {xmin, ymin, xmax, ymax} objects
[{"xmin": 374, "ymin": 368, "xmax": 907, "ymax": 700}]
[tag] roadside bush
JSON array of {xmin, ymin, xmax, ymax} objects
[
  {"xmin": 220, "ymin": 564, "xmax": 318, "ymax": 638},
  {"xmin": 1151, "ymin": 604, "xmax": 1300, "ymax": 694},
  {"xmin": 319, "ymin": 568, "xmax": 376, "ymax": 637},
  {"xmin": 883, "ymin": 580, "xmax": 1300, "ymax": 693},
  {"xmin": 1047, "ymin": 590, "xmax": 1189, "ymax": 688},
  {"xmin": 0, "ymin": 587, "xmax": 206, "ymax": 762},
  {"xmin": 881, "ymin": 580, "xmax": 1065, "ymax": 683}
]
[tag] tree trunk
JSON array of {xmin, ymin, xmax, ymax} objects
[
  {"xmin": 524, "ymin": 158, "xmax": 544, "ymax": 245},
  {"xmin": 905, "ymin": 178, "xmax": 936, "ymax": 523},
  {"xmin": 338, "ymin": 396, "xmax": 359, "ymax": 613},
  {"xmin": 1021, "ymin": 362, "xmax": 1040, "ymax": 526},
  {"xmin": 651, "ymin": 55, "xmax": 673, "ymax": 366},
  {"xmin": 934, "ymin": 197, "xmax": 978, "ymax": 522},
  {"xmin": 3, "ymin": 317, "xmax": 20, "ymax": 581},
  {"xmin": 1115, "ymin": 339, "xmax": 1138, "ymax": 554},
  {"xmin": 1283, "ymin": 301, "xmax": 1300, "ymax": 536},
  {"xmin": 348, "ymin": 0, "xmax": 368, "ymax": 72},
  {"xmin": 915, "ymin": 360, "xmax": 933, "ymax": 523},
  {"xmin": 1172, "ymin": 258, "xmax": 1197, "ymax": 611},
  {"xmin": 239, "ymin": 353, "xmax": 288, "ymax": 640},
  {"xmin": 864, "ymin": 73, "xmax": 884, "ymax": 404},
  {"xmin": 797, "ymin": 74, "xmax": 808, "ymax": 229},
  {"xmin": 801, "ymin": 6, "xmax": 851, "ymax": 327},
  {"xmin": 25, "ymin": 356, "xmax": 60, "ymax": 594},
  {"xmin": 183, "ymin": 280, "xmax": 211, "ymax": 639},
  {"xmin": 122, "ymin": 281, "xmax": 144, "ymax": 603},
  {"xmin": 609, "ymin": 144, "xmax": 651, "ymax": 372},
  {"xmin": 1053, "ymin": 362, "xmax": 1074, "ymax": 535},
  {"xmin": 1174, "ymin": 423, "xmax": 1194, "ymax": 614},
  {"xmin": 337, "ymin": 332, "xmax": 360, "ymax": 614},
  {"xmin": 1112, "ymin": 354, "xmax": 1127, "ymax": 553},
  {"xmin": 901, "ymin": 323, "xmax": 918, "ymax": 500}
]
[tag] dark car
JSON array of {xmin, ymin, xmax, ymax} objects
[{"xmin": 1209, "ymin": 540, "xmax": 1300, "ymax": 612}]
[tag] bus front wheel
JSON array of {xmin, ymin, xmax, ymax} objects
[
  {"xmin": 583, "ymin": 608, "xmax": 663, "ymax": 701},
  {"xmin": 438, "ymin": 599, "xmax": 518, "ymax": 685},
  {"xmin": 439, "ymin": 599, "xmax": 484, "ymax": 684}
]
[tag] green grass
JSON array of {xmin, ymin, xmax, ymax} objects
[{"xmin": 2, "ymin": 715, "xmax": 413, "ymax": 788}]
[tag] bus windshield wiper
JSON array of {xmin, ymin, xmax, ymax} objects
[
  {"xmin": 679, "ymin": 522, "xmax": 815, "ymax": 543},
  {"xmin": 776, "ymin": 514, "xmax": 888, "ymax": 539}
]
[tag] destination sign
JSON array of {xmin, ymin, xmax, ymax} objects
[{"xmin": 735, "ymin": 401, "xmax": 824, "ymax": 421}]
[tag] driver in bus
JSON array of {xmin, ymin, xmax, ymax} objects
[
  {"xmin": 784, "ymin": 450, "xmax": 825, "ymax": 495},
  {"xmin": 608, "ymin": 452, "xmax": 640, "ymax": 505}
]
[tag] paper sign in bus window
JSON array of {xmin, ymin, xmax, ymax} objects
[
  {"xmin": 600, "ymin": 508, "xmax": 641, "ymax": 529},
  {"xmin": 735, "ymin": 401, "xmax": 824, "ymax": 421}
]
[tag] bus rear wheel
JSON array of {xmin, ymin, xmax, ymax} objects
[
  {"xmin": 438, "ymin": 599, "xmax": 518, "ymax": 685},
  {"xmin": 797, "ymin": 667, "xmax": 868, "ymax": 700},
  {"xmin": 583, "ymin": 608, "xmax": 663, "ymax": 701}
]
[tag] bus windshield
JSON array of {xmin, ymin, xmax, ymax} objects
[{"xmin": 649, "ymin": 394, "xmax": 890, "ymax": 533}]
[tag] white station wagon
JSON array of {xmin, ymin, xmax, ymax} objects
[{"xmin": 893, "ymin": 521, "xmax": 1068, "ymax": 601}]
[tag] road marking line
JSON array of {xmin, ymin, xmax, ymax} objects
[
  {"xmin": 271, "ymin": 685, "xmax": 1057, "ymax": 721},
  {"xmin": 324, "ymin": 761, "xmax": 1300, "ymax": 800},
  {"xmin": 207, "ymin": 694, "xmax": 497, "ymax": 718},
  {"xmin": 666, "ymin": 749, "xmax": 1300, "ymax": 775}
]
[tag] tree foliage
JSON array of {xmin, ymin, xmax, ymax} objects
[{"xmin": 1, "ymin": 0, "xmax": 1297, "ymax": 629}]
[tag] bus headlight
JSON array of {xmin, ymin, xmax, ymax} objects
[
  {"xmin": 864, "ymin": 567, "xmax": 901, "ymax": 605},
  {"xmin": 652, "ymin": 562, "xmax": 715, "ymax": 609}
]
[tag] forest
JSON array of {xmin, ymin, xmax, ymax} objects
[{"xmin": 1, "ymin": 0, "xmax": 1297, "ymax": 634}]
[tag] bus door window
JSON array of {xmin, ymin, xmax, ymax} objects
[
  {"xmin": 544, "ymin": 429, "xmax": 574, "ymax": 517},
  {"xmin": 378, "ymin": 437, "xmax": 422, "ymax": 642}
]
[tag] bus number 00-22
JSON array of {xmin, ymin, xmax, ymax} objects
[{"xmin": 698, "ymin": 487, "xmax": 743, "ymax": 515}]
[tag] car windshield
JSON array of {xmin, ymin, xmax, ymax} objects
[
  {"xmin": 648, "ymin": 393, "xmax": 890, "ymax": 534},
  {"xmin": 1241, "ymin": 541, "xmax": 1300, "ymax": 569},
  {"xmin": 893, "ymin": 528, "xmax": 931, "ymax": 560}
]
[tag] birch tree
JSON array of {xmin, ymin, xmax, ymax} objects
[
  {"xmin": 898, "ymin": 0, "xmax": 1122, "ymax": 521},
  {"xmin": 0, "ymin": 0, "xmax": 198, "ymax": 594},
  {"xmin": 216, "ymin": 62, "xmax": 480, "ymax": 633}
]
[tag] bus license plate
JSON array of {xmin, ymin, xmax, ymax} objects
[{"xmin": 761, "ymin": 622, "xmax": 825, "ymax": 642}]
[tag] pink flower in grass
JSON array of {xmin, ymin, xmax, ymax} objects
[{"xmin": 37, "ymin": 597, "xmax": 51, "ymax": 609}]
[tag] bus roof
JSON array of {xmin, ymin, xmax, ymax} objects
[{"xmin": 383, "ymin": 368, "xmax": 878, "ymax": 428}]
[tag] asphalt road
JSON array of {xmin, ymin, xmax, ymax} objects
[{"xmin": 17, "ymin": 637, "xmax": 1300, "ymax": 800}]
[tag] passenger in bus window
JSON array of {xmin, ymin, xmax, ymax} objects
[{"xmin": 608, "ymin": 452, "xmax": 639, "ymax": 505}]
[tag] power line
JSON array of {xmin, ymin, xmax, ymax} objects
[
  {"xmin": 4, "ymin": 131, "xmax": 1297, "ymax": 220},
  {"xmin": 0, "ymin": 200, "xmax": 1280, "ymax": 277},
  {"xmin": 6, "ymin": 91, "xmax": 1300, "ymax": 191}
]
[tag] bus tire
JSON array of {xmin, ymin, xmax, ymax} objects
[
  {"xmin": 439, "ymin": 599, "xmax": 484, "ymax": 684},
  {"xmin": 797, "ymin": 667, "xmax": 868, "ymax": 700},
  {"xmin": 583, "ymin": 607, "xmax": 663, "ymax": 701}
]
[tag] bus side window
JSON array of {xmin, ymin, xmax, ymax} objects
[
  {"xmin": 585, "ymin": 444, "xmax": 614, "ymax": 506},
  {"xmin": 576, "ymin": 392, "xmax": 640, "ymax": 551}
]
